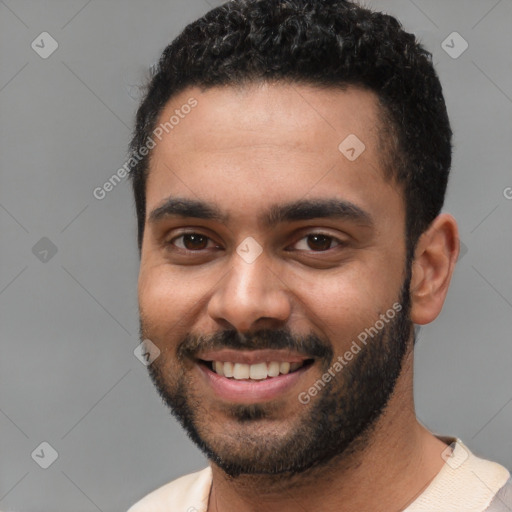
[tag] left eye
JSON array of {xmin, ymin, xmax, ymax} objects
[{"xmin": 292, "ymin": 233, "xmax": 341, "ymax": 252}]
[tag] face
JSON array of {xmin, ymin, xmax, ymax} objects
[{"xmin": 138, "ymin": 83, "xmax": 413, "ymax": 477}]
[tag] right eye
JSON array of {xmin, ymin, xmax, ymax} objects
[{"xmin": 167, "ymin": 232, "xmax": 221, "ymax": 252}]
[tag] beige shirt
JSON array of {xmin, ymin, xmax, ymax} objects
[{"xmin": 128, "ymin": 437, "xmax": 510, "ymax": 512}]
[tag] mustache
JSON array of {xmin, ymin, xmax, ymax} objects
[{"xmin": 177, "ymin": 328, "xmax": 333, "ymax": 362}]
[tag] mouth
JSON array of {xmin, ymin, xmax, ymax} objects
[
  {"xmin": 195, "ymin": 349, "xmax": 316, "ymax": 403},
  {"xmin": 199, "ymin": 359, "xmax": 315, "ymax": 380}
]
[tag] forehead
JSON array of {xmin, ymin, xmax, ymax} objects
[
  {"xmin": 145, "ymin": 82, "xmax": 402, "ymax": 227},
  {"xmin": 151, "ymin": 82, "xmax": 382, "ymax": 154}
]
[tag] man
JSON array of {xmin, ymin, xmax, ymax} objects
[{"xmin": 127, "ymin": 0, "xmax": 511, "ymax": 510}]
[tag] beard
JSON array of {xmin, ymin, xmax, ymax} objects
[{"xmin": 143, "ymin": 264, "xmax": 413, "ymax": 479}]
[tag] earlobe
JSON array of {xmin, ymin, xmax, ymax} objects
[{"xmin": 410, "ymin": 214, "xmax": 459, "ymax": 325}]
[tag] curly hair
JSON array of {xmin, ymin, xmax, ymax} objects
[{"xmin": 129, "ymin": 0, "xmax": 452, "ymax": 255}]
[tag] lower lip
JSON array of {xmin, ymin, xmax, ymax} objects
[{"xmin": 197, "ymin": 362, "xmax": 312, "ymax": 403}]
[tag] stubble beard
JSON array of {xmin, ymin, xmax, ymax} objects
[{"xmin": 144, "ymin": 267, "xmax": 413, "ymax": 479}]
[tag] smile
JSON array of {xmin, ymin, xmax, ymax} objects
[
  {"xmin": 207, "ymin": 360, "xmax": 311, "ymax": 380},
  {"xmin": 195, "ymin": 349, "xmax": 316, "ymax": 403}
]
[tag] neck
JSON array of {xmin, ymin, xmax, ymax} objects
[{"xmin": 207, "ymin": 347, "xmax": 448, "ymax": 512}]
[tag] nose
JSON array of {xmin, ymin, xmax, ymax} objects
[{"xmin": 207, "ymin": 252, "xmax": 292, "ymax": 333}]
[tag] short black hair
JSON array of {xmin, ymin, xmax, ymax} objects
[{"xmin": 129, "ymin": 0, "xmax": 452, "ymax": 255}]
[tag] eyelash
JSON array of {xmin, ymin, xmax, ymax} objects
[{"xmin": 167, "ymin": 231, "xmax": 344, "ymax": 253}]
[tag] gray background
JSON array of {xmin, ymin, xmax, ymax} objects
[{"xmin": 1, "ymin": 0, "xmax": 511, "ymax": 510}]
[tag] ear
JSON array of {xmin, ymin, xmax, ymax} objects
[{"xmin": 409, "ymin": 213, "xmax": 459, "ymax": 325}]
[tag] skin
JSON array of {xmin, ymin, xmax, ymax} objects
[{"xmin": 137, "ymin": 82, "xmax": 460, "ymax": 511}]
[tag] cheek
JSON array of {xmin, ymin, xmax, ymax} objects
[
  {"xmin": 138, "ymin": 264, "xmax": 219, "ymax": 340},
  {"xmin": 285, "ymin": 261, "xmax": 403, "ymax": 339},
  {"xmin": 294, "ymin": 279, "xmax": 369, "ymax": 342},
  {"xmin": 138, "ymin": 267, "xmax": 189, "ymax": 338}
]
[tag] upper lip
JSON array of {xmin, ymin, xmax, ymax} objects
[{"xmin": 197, "ymin": 349, "xmax": 313, "ymax": 365}]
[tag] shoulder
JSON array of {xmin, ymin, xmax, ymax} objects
[
  {"xmin": 486, "ymin": 477, "xmax": 512, "ymax": 511},
  {"xmin": 128, "ymin": 466, "xmax": 212, "ymax": 512},
  {"xmin": 405, "ymin": 437, "xmax": 510, "ymax": 512}
]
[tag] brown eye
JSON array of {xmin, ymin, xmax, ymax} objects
[
  {"xmin": 183, "ymin": 234, "xmax": 208, "ymax": 250},
  {"xmin": 292, "ymin": 233, "xmax": 341, "ymax": 252},
  {"xmin": 306, "ymin": 234, "xmax": 334, "ymax": 251},
  {"xmin": 171, "ymin": 233, "xmax": 213, "ymax": 251}
]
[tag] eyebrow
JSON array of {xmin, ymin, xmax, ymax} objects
[{"xmin": 148, "ymin": 197, "xmax": 373, "ymax": 228}]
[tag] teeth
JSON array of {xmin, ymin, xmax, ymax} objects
[
  {"xmin": 223, "ymin": 361, "xmax": 234, "ymax": 378},
  {"xmin": 280, "ymin": 362, "xmax": 290, "ymax": 375},
  {"xmin": 233, "ymin": 363, "xmax": 250, "ymax": 379},
  {"xmin": 268, "ymin": 361, "xmax": 280, "ymax": 377},
  {"xmin": 211, "ymin": 360, "xmax": 306, "ymax": 379},
  {"xmin": 213, "ymin": 361, "xmax": 224, "ymax": 376},
  {"xmin": 249, "ymin": 362, "xmax": 268, "ymax": 380}
]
